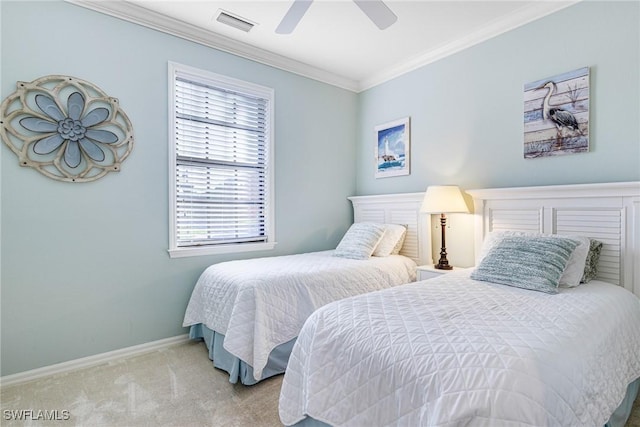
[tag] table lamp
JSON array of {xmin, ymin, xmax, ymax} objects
[{"xmin": 420, "ymin": 185, "xmax": 469, "ymax": 270}]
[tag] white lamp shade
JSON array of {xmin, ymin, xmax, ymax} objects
[{"xmin": 420, "ymin": 185, "xmax": 469, "ymax": 214}]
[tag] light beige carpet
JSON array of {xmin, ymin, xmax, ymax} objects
[
  {"xmin": 1, "ymin": 341, "xmax": 281, "ymax": 426},
  {"xmin": 1, "ymin": 340, "xmax": 639, "ymax": 426}
]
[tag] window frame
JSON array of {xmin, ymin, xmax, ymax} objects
[{"xmin": 167, "ymin": 62, "xmax": 275, "ymax": 258}]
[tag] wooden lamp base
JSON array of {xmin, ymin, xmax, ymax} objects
[{"xmin": 435, "ymin": 213, "xmax": 452, "ymax": 270}]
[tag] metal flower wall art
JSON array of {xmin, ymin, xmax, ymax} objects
[{"xmin": 0, "ymin": 75, "xmax": 134, "ymax": 182}]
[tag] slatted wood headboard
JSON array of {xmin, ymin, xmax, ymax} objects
[
  {"xmin": 467, "ymin": 182, "xmax": 640, "ymax": 297},
  {"xmin": 348, "ymin": 193, "xmax": 432, "ymax": 265}
]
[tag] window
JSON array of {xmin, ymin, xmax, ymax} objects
[{"xmin": 168, "ymin": 62, "xmax": 275, "ymax": 258}]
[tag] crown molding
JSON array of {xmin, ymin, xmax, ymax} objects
[
  {"xmin": 65, "ymin": 0, "xmax": 360, "ymax": 92},
  {"xmin": 66, "ymin": 0, "xmax": 580, "ymax": 94},
  {"xmin": 358, "ymin": 1, "xmax": 581, "ymax": 91}
]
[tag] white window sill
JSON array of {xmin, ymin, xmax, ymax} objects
[{"xmin": 168, "ymin": 242, "xmax": 277, "ymax": 258}]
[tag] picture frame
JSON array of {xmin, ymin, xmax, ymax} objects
[
  {"xmin": 523, "ymin": 67, "xmax": 589, "ymax": 158},
  {"xmin": 374, "ymin": 117, "xmax": 410, "ymax": 178}
]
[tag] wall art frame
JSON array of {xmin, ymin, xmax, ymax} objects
[
  {"xmin": 374, "ymin": 116, "xmax": 410, "ymax": 178},
  {"xmin": 523, "ymin": 67, "xmax": 590, "ymax": 158},
  {"xmin": 0, "ymin": 75, "xmax": 134, "ymax": 182}
]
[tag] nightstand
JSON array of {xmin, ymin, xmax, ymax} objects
[{"xmin": 416, "ymin": 264, "xmax": 458, "ymax": 281}]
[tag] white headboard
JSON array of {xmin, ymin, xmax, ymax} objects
[
  {"xmin": 348, "ymin": 193, "xmax": 431, "ymax": 265},
  {"xmin": 466, "ymin": 182, "xmax": 640, "ymax": 297}
]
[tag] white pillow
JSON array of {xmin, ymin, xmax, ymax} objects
[
  {"xmin": 373, "ymin": 224, "xmax": 407, "ymax": 257},
  {"xmin": 477, "ymin": 231, "xmax": 590, "ymax": 287},
  {"xmin": 333, "ymin": 222, "xmax": 386, "ymax": 260}
]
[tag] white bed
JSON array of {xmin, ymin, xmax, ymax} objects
[
  {"xmin": 279, "ymin": 181, "xmax": 640, "ymax": 426},
  {"xmin": 183, "ymin": 192, "xmax": 431, "ymax": 384}
]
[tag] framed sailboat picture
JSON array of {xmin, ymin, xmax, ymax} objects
[{"xmin": 374, "ymin": 117, "xmax": 410, "ymax": 178}]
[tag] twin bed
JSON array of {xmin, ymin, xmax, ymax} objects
[
  {"xmin": 280, "ymin": 273, "xmax": 639, "ymax": 426},
  {"xmin": 183, "ymin": 192, "xmax": 429, "ymax": 384},
  {"xmin": 184, "ymin": 181, "xmax": 640, "ymax": 426}
]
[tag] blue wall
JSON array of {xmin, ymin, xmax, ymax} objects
[
  {"xmin": 0, "ymin": 1, "xmax": 357, "ymax": 376},
  {"xmin": 356, "ymin": 1, "xmax": 640, "ymax": 195},
  {"xmin": 1, "ymin": 1, "xmax": 639, "ymax": 376}
]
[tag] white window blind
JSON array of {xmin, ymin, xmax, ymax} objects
[{"xmin": 168, "ymin": 63, "xmax": 274, "ymax": 257}]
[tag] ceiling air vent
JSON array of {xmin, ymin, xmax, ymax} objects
[{"xmin": 215, "ymin": 10, "xmax": 255, "ymax": 33}]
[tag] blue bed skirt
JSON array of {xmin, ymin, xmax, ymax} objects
[
  {"xmin": 605, "ymin": 378, "xmax": 640, "ymax": 427},
  {"xmin": 291, "ymin": 378, "xmax": 640, "ymax": 427},
  {"xmin": 189, "ymin": 323, "xmax": 295, "ymax": 385}
]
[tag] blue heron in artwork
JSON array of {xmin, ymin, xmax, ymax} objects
[{"xmin": 537, "ymin": 81, "xmax": 581, "ymax": 134}]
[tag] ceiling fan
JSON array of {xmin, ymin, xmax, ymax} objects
[{"xmin": 276, "ymin": 0, "xmax": 398, "ymax": 34}]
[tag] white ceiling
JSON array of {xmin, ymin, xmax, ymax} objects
[{"xmin": 68, "ymin": 0, "xmax": 578, "ymax": 92}]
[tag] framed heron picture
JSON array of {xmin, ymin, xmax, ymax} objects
[
  {"xmin": 374, "ymin": 116, "xmax": 410, "ymax": 178},
  {"xmin": 523, "ymin": 67, "xmax": 589, "ymax": 158}
]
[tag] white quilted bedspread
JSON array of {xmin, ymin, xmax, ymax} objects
[
  {"xmin": 182, "ymin": 250, "xmax": 416, "ymax": 380},
  {"xmin": 279, "ymin": 271, "xmax": 640, "ymax": 426}
]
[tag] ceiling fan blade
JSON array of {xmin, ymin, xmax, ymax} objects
[
  {"xmin": 353, "ymin": 0, "xmax": 397, "ymax": 30},
  {"xmin": 276, "ymin": 0, "xmax": 314, "ymax": 34}
]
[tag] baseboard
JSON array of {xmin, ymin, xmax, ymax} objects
[{"xmin": 0, "ymin": 334, "xmax": 191, "ymax": 387}]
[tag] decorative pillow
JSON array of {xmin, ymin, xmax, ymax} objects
[
  {"xmin": 581, "ymin": 239, "xmax": 603, "ymax": 283},
  {"xmin": 373, "ymin": 224, "xmax": 407, "ymax": 257},
  {"xmin": 470, "ymin": 235, "xmax": 580, "ymax": 294},
  {"xmin": 390, "ymin": 230, "xmax": 407, "ymax": 255},
  {"xmin": 556, "ymin": 234, "xmax": 590, "ymax": 288},
  {"xmin": 333, "ymin": 222, "xmax": 386, "ymax": 260},
  {"xmin": 477, "ymin": 231, "xmax": 589, "ymax": 287}
]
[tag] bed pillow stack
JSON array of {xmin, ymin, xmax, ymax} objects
[
  {"xmin": 333, "ymin": 222, "xmax": 407, "ymax": 260},
  {"xmin": 472, "ymin": 231, "xmax": 601, "ymax": 294}
]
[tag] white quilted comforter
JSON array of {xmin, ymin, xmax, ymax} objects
[
  {"xmin": 182, "ymin": 250, "xmax": 416, "ymax": 380},
  {"xmin": 280, "ymin": 270, "xmax": 640, "ymax": 426}
]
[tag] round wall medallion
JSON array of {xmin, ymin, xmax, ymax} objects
[{"xmin": 0, "ymin": 75, "xmax": 134, "ymax": 182}]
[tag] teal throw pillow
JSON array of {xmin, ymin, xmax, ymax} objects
[{"xmin": 470, "ymin": 235, "xmax": 579, "ymax": 294}]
